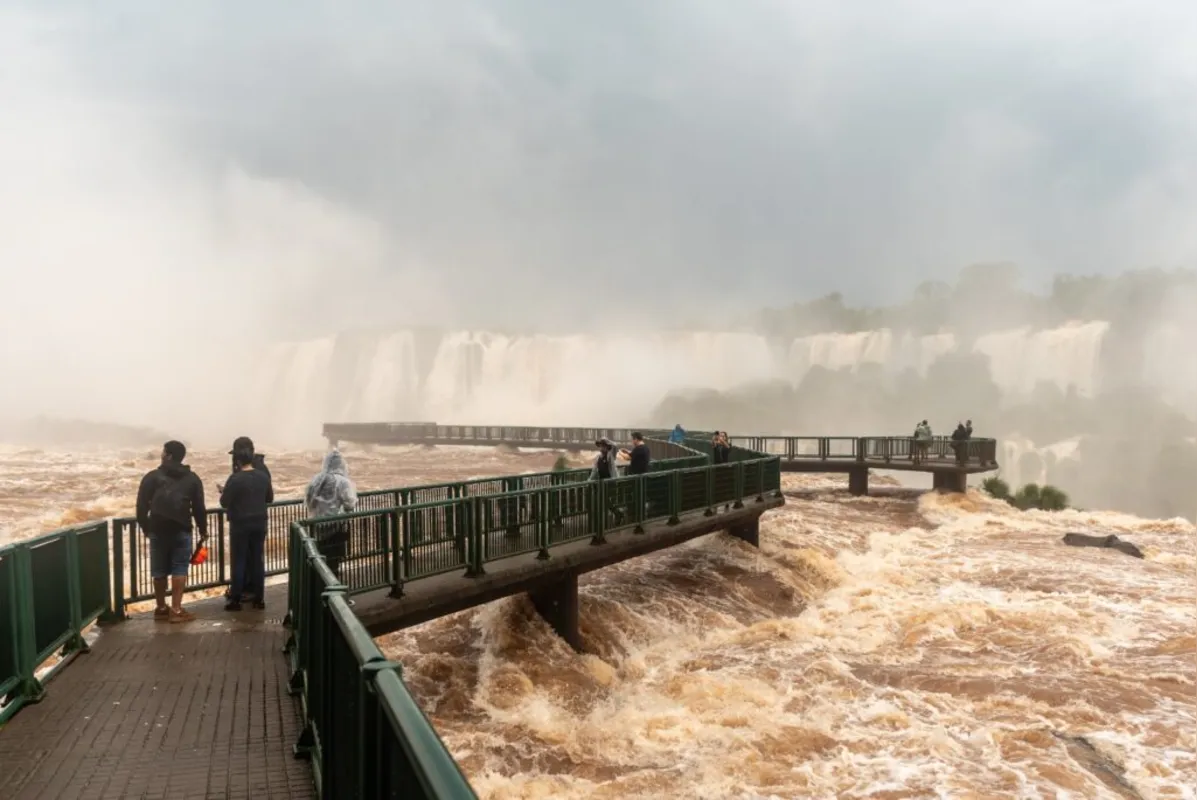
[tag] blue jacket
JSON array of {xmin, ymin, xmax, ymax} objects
[{"xmin": 668, "ymin": 425, "xmax": 686, "ymax": 444}]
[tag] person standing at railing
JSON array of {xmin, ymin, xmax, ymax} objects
[
  {"xmin": 669, "ymin": 424, "xmax": 686, "ymax": 444},
  {"xmin": 220, "ymin": 447, "xmax": 274, "ymax": 611},
  {"xmin": 304, "ymin": 450, "xmax": 358, "ymax": 575},
  {"xmin": 712, "ymin": 432, "xmax": 731, "ymax": 464},
  {"xmin": 618, "ymin": 432, "xmax": 652, "ymax": 519},
  {"xmin": 912, "ymin": 420, "xmax": 933, "ymax": 464},
  {"xmin": 135, "ymin": 440, "xmax": 209, "ymax": 624},
  {"xmin": 590, "ymin": 437, "xmax": 624, "ymax": 525},
  {"xmin": 220, "ymin": 436, "xmax": 273, "ymax": 606},
  {"xmin": 950, "ymin": 421, "xmax": 968, "ymax": 463}
]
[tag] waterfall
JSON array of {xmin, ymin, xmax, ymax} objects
[
  {"xmin": 250, "ymin": 323, "xmax": 1118, "ymax": 443},
  {"xmin": 973, "ymin": 321, "xmax": 1108, "ymax": 397}
]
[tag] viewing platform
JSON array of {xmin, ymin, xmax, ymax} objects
[
  {"xmin": 0, "ymin": 427, "xmax": 787, "ymax": 799},
  {"xmin": 324, "ymin": 422, "xmax": 1000, "ymax": 495}
]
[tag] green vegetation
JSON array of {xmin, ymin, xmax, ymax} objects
[
  {"xmin": 552, "ymin": 454, "xmax": 570, "ymax": 472},
  {"xmin": 981, "ymin": 476, "xmax": 1010, "ymax": 499},
  {"xmin": 982, "ymin": 476, "xmax": 1070, "ymax": 511}
]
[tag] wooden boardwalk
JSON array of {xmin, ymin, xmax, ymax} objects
[{"xmin": 0, "ymin": 587, "xmax": 312, "ymax": 800}]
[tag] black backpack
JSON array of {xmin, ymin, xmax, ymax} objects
[{"xmin": 150, "ymin": 471, "xmax": 192, "ymax": 526}]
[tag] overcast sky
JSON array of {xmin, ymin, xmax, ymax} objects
[{"xmin": 2, "ymin": 1, "xmax": 1196, "ymax": 338}]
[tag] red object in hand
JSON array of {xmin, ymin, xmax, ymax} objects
[{"xmin": 190, "ymin": 546, "xmax": 209, "ymax": 565}]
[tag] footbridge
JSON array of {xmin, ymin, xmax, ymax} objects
[
  {"xmin": 0, "ymin": 427, "xmax": 785, "ymax": 799},
  {"xmin": 324, "ymin": 422, "xmax": 1000, "ymax": 494}
]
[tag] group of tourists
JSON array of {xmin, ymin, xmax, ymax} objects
[
  {"xmin": 911, "ymin": 419, "xmax": 975, "ymax": 464},
  {"xmin": 134, "ymin": 438, "xmax": 358, "ymax": 623}
]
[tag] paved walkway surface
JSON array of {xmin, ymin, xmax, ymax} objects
[{"xmin": 0, "ymin": 585, "xmax": 312, "ymax": 800}]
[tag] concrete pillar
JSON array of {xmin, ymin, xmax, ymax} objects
[
  {"xmin": 932, "ymin": 471, "xmax": 967, "ymax": 493},
  {"xmin": 848, "ymin": 467, "xmax": 869, "ymax": 496},
  {"xmin": 728, "ymin": 518, "xmax": 760, "ymax": 548},
  {"xmin": 529, "ymin": 574, "xmax": 581, "ymax": 651}
]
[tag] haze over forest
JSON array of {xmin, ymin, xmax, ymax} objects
[{"xmin": 1, "ymin": 3, "xmax": 1194, "ymax": 519}]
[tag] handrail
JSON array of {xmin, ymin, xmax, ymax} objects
[
  {"xmin": 109, "ymin": 435, "xmax": 709, "ymax": 612},
  {"xmin": 292, "ymin": 437, "xmax": 782, "ymax": 597},
  {"xmin": 287, "ymin": 522, "xmax": 478, "ymax": 799},
  {"xmin": 320, "ymin": 423, "xmax": 998, "ymax": 467},
  {"xmin": 0, "ymin": 521, "xmax": 113, "ymax": 723}
]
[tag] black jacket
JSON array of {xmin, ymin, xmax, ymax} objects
[
  {"xmin": 136, "ymin": 462, "xmax": 208, "ymax": 536},
  {"xmin": 713, "ymin": 443, "xmax": 731, "ymax": 464},
  {"xmin": 627, "ymin": 443, "xmax": 651, "ymax": 475},
  {"xmin": 220, "ymin": 468, "xmax": 274, "ymax": 529}
]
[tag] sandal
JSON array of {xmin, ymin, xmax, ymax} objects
[
  {"xmin": 169, "ymin": 609, "xmax": 196, "ymax": 624},
  {"xmin": 154, "ymin": 607, "xmax": 171, "ymax": 621}
]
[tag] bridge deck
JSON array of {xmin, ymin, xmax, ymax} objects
[
  {"xmin": 0, "ymin": 587, "xmax": 312, "ymax": 800},
  {"xmin": 779, "ymin": 456, "xmax": 994, "ymax": 474},
  {"xmin": 352, "ymin": 495, "xmax": 785, "ymax": 637}
]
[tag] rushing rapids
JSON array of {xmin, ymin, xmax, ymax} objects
[{"xmin": 1, "ymin": 444, "xmax": 1193, "ymax": 798}]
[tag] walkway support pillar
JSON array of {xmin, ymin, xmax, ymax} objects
[
  {"xmin": 727, "ymin": 518, "xmax": 760, "ymax": 548},
  {"xmin": 848, "ymin": 467, "xmax": 869, "ymax": 496},
  {"xmin": 932, "ymin": 471, "xmax": 967, "ymax": 493},
  {"xmin": 529, "ymin": 573, "xmax": 581, "ymax": 651}
]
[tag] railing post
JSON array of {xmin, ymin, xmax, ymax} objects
[
  {"xmin": 633, "ymin": 476, "xmax": 646, "ymax": 534},
  {"xmin": 536, "ymin": 492, "xmax": 551, "ymax": 559},
  {"xmin": 388, "ymin": 511, "xmax": 404, "ymax": 599},
  {"xmin": 216, "ymin": 512, "xmax": 227, "ymax": 587},
  {"xmin": 733, "ymin": 462, "xmax": 745, "ymax": 509},
  {"xmin": 590, "ymin": 481, "xmax": 608, "ymax": 545},
  {"xmin": 704, "ymin": 467, "xmax": 715, "ymax": 516},
  {"xmin": 668, "ymin": 471, "xmax": 681, "ymax": 525},
  {"xmin": 63, "ymin": 530, "xmax": 87, "ymax": 653},
  {"xmin": 108, "ymin": 520, "xmax": 126, "ymax": 622},
  {"xmin": 127, "ymin": 521, "xmax": 140, "ymax": 605},
  {"xmin": 465, "ymin": 497, "xmax": 486, "ymax": 577},
  {"xmin": 11, "ymin": 546, "xmax": 44, "ymax": 708}
]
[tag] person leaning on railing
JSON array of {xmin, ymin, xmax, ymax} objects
[
  {"xmin": 304, "ymin": 449, "xmax": 358, "ymax": 575},
  {"xmin": 134, "ymin": 440, "xmax": 209, "ymax": 624}
]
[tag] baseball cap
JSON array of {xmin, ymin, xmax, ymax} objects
[{"xmin": 228, "ymin": 436, "xmax": 255, "ymax": 455}]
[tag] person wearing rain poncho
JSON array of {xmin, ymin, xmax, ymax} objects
[
  {"xmin": 668, "ymin": 424, "xmax": 686, "ymax": 444},
  {"xmin": 305, "ymin": 450, "xmax": 358, "ymax": 574},
  {"xmin": 912, "ymin": 420, "xmax": 933, "ymax": 464}
]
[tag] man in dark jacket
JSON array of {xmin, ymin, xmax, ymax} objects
[
  {"xmin": 624, "ymin": 432, "xmax": 651, "ymax": 476},
  {"xmin": 135, "ymin": 440, "xmax": 208, "ymax": 623},
  {"xmin": 220, "ymin": 446, "xmax": 274, "ymax": 610},
  {"xmin": 222, "ymin": 436, "xmax": 273, "ymax": 604},
  {"xmin": 950, "ymin": 422, "xmax": 969, "ymax": 463}
]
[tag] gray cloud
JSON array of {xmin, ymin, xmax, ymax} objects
[{"xmin": 4, "ymin": 2, "xmax": 1196, "ymax": 334}]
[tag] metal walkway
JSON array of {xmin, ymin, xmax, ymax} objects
[{"xmin": 0, "ymin": 586, "xmax": 311, "ymax": 800}]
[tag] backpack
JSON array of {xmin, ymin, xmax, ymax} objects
[{"xmin": 150, "ymin": 471, "xmax": 192, "ymax": 526}]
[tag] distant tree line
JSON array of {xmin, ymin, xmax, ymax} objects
[{"xmin": 747, "ymin": 264, "xmax": 1196, "ymax": 343}]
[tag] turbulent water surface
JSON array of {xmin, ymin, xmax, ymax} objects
[{"xmin": 2, "ymin": 445, "xmax": 1194, "ymax": 798}]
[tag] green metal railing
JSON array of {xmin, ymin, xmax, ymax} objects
[
  {"xmin": 293, "ymin": 440, "xmax": 782, "ymax": 598},
  {"xmin": 109, "ymin": 435, "xmax": 708, "ymax": 613},
  {"xmin": 286, "ymin": 528, "xmax": 477, "ymax": 799},
  {"xmin": 0, "ymin": 521, "xmax": 113, "ymax": 724}
]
